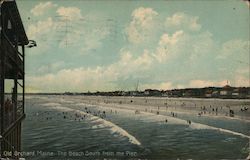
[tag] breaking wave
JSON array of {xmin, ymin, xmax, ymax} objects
[
  {"xmin": 189, "ymin": 122, "xmax": 250, "ymax": 139},
  {"xmin": 85, "ymin": 103, "xmax": 250, "ymax": 140},
  {"xmin": 50, "ymin": 106, "xmax": 141, "ymax": 146},
  {"xmin": 41, "ymin": 103, "xmax": 61, "ymax": 107}
]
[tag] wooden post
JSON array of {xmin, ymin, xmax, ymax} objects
[
  {"xmin": 0, "ymin": 49, "xmax": 5, "ymax": 157},
  {"xmin": 22, "ymin": 45, "xmax": 25, "ymax": 114},
  {"xmin": 13, "ymin": 32, "xmax": 18, "ymax": 122},
  {"xmin": 0, "ymin": 0, "xmax": 4, "ymax": 134},
  {"xmin": 0, "ymin": 44, "xmax": 5, "ymax": 134}
]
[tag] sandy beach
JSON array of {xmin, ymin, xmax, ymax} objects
[{"xmin": 76, "ymin": 96, "xmax": 250, "ymax": 122}]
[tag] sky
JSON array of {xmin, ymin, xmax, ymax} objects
[{"xmin": 14, "ymin": 0, "xmax": 250, "ymax": 93}]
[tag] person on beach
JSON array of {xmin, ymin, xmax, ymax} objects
[
  {"xmin": 229, "ymin": 109, "xmax": 234, "ymax": 117},
  {"xmin": 135, "ymin": 110, "xmax": 140, "ymax": 114},
  {"xmin": 187, "ymin": 120, "xmax": 191, "ymax": 125},
  {"xmin": 101, "ymin": 111, "xmax": 106, "ymax": 118}
]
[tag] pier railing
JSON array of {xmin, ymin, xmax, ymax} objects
[{"xmin": 0, "ymin": 97, "xmax": 24, "ymax": 134}]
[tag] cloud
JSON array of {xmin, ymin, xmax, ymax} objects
[
  {"xmin": 235, "ymin": 67, "xmax": 249, "ymax": 75},
  {"xmin": 27, "ymin": 67, "xmax": 113, "ymax": 92},
  {"xmin": 26, "ymin": 86, "xmax": 41, "ymax": 93},
  {"xmin": 126, "ymin": 7, "xmax": 158, "ymax": 44},
  {"xmin": 26, "ymin": 17, "xmax": 56, "ymax": 55},
  {"xmin": 26, "ymin": 4, "xmax": 249, "ymax": 92},
  {"xmin": 27, "ymin": 4, "xmax": 110, "ymax": 55},
  {"xmin": 80, "ymin": 27, "xmax": 110, "ymax": 53},
  {"xmin": 142, "ymin": 82, "xmax": 173, "ymax": 90},
  {"xmin": 131, "ymin": 7, "xmax": 158, "ymax": 27},
  {"xmin": 217, "ymin": 39, "xmax": 249, "ymax": 59},
  {"xmin": 153, "ymin": 30, "xmax": 184, "ymax": 62},
  {"xmin": 189, "ymin": 75, "xmax": 248, "ymax": 89},
  {"xmin": 189, "ymin": 80, "xmax": 228, "ymax": 88},
  {"xmin": 234, "ymin": 76, "xmax": 249, "ymax": 87},
  {"xmin": 105, "ymin": 49, "xmax": 154, "ymax": 80},
  {"xmin": 27, "ymin": 17, "xmax": 54, "ymax": 39},
  {"xmin": 31, "ymin": 2, "xmax": 57, "ymax": 16},
  {"xmin": 27, "ymin": 49, "xmax": 155, "ymax": 92},
  {"xmin": 37, "ymin": 61, "xmax": 65, "ymax": 74},
  {"xmin": 233, "ymin": 67, "xmax": 249, "ymax": 87},
  {"xmin": 159, "ymin": 30, "xmax": 184, "ymax": 46},
  {"xmin": 165, "ymin": 12, "xmax": 201, "ymax": 31},
  {"xmin": 152, "ymin": 29, "xmax": 215, "ymax": 64},
  {"xmin": 55, "ymin": 7, "xmax": 110, "ymax": 52},
  {"xmin": 56, "ymin": 6, "xmax": 83, "ymax": 20},
  {"xmin": 133, "ymin": 50, "xmax": 153, "ymax": 68},
  {"xmin": 55, "ymin": 7, "xmax": 84, "ymax": 48}
]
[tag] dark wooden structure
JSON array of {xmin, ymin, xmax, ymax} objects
[{"xmin": 0, "ymin": 0, "xmax": 28, "ymax": 158}]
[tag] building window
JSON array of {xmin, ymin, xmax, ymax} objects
[{"xmin": 7, "ymin": 20, "xmax": 12, "ymax": 29}]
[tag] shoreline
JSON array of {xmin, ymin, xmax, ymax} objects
[
  {"xmin": 84, "ymin": 101, "xmax": 250, "ymax": 123},
  {"xmin": 47, "ymin": 95, "xmax": 249, "ymax": 122}
]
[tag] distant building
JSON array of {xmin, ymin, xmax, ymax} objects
[
  {"xmin": 220, "ymin": 85, "xmax": 233, "ymax": 98},
  {"xmin": 212, "ymin": 91, "xmax": 219, "ymax": 98},
  {"xmin": 205, "ymin": 90, "xmax": 213, "ymax": 98},
  {"xmin": 161, "ymin": 91, "xmax": 168, "ymax": 97},
  {"xmin": 237, "ymin": 87, "xmax": 250, "ymax": 99},
  {"xmin": 144, "ymin": 89, "xmax": 161, "ymax": 96},
  {"xmin": 76, "ymin": 86, "xmax": 249, "ymax": 99},
  {"xmin": 182, "ymin": 89, "xmax": 193, "ymax": 97},
  {"xmin": 232, "ymin": 88, "xmax": 240, "ymax": 98}
]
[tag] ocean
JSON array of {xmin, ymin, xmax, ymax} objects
[{"xmin": 21, "ymin": 95, "xmax": 250, "ymax": 160}]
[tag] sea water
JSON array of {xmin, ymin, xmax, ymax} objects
[{"xmin": 21, "ymin": 95, "xmax": 250, "ymax": 160}]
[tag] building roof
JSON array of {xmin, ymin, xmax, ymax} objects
[
  {"xmin": 1, "ymin": 0, "xmax": 29, "ymax": 45},
  {"xmin": 1, "ymin": 35, "xmax": 24, "ymax": 79}
]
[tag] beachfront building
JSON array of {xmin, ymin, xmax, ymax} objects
[
  {"xmin": 232, "ymin": 88, "xmax": 240, "ymax": 98},
  {"xmin": 236, "ymin": 87, "xmax": 250, "ymax": 99},
  {"xmin": 144, "ymin": 89, "xmax": 162, "ymax": 96},
  {"xmin": 220, "ymin": 85, "xmax": 233, "ymax": 98},
  {"xmin": 0, "ymin": 0, "xmax": 29, "ymax": 159},
  {"xmin": 205, "ymin": 90, "xmax": 213, "ymax": 98}
]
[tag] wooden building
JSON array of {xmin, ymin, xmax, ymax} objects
[{"xmin": 0, "ymin": 0, "xmax": 29, "ymax": 159}]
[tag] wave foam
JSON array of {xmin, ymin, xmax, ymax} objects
[
  {"xmin": 84, "ymin": 103, "xmax": 250, "ymax": 140},
  {"xmin": 143, "ymin": 111, "xmax": 250, "ymax": 139},
  {"xmin": 51, "ymin": 106, "xmax": 141, "ymax": 146},
  {"xmin": 41, "ymin": 103, "xmax": 61, "ymax": 107},
  {"xmin": 189, "ymin": 122, "xmax": 250, "ymax": 139}
]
